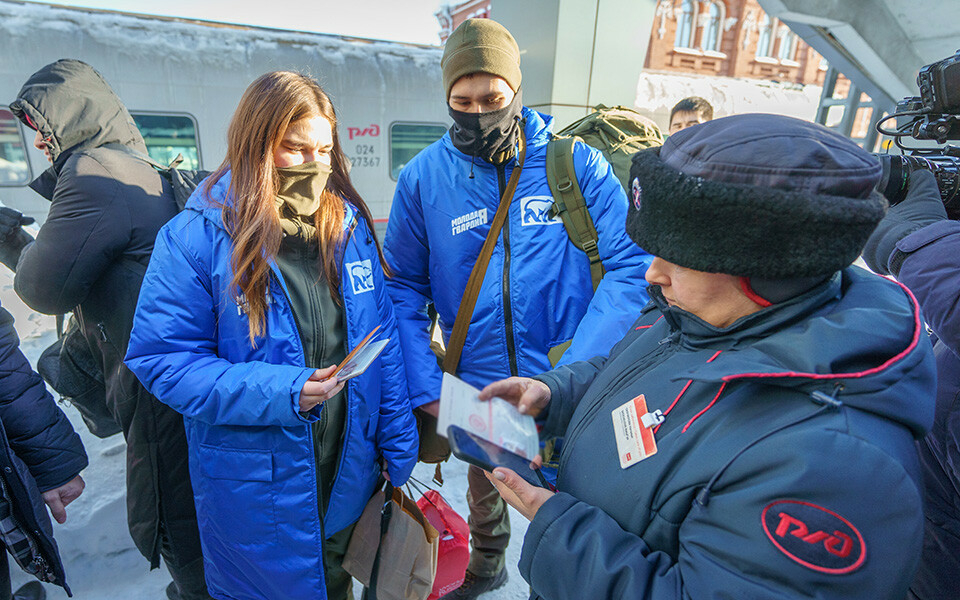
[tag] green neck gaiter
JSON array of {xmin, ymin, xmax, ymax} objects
[{"xmin": 275, "ymin": 161, "xmax": 333, "ymax": 239}]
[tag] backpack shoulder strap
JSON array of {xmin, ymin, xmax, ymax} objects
[{"xmin": 546, "ymin": 136, "xmax": 604, "ymax": 292}]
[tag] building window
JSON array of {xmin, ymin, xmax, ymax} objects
[
  {"xmin": 675, "ymin": 0, "xmax": 697, "ymax": 49},
  {"xmin": 390, "ymin": 122, "xmax": 447, "ymax": 180},
  {"xmin": 756, "ymin": 14, "xmax": 775, "ymax": 58},
  {"xmin": 701, "ymin": 2, "xmax": 722, "ymax": 52},
  {"xmin": 130, "ymin": 113, "xmax": 201, "ymax": 170},
  {"xmin": 778, "ymin": 31, "xmax": 798, "ymax": 61},
  {"xmin": 0, "ymin": 108, "xmax": 30, "ymax": 186}
]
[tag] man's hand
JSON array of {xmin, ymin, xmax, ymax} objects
[
  {"xmin": 479, "ymin": 377, "xmax": 551, "ymax": 417},
  {"xmin": 42, "ymin": 475, "xmax": 85, "ymax": 524},
  {"xmin": 299, "ymin": 365, "xmax": 345, "ymax": 412},
  {"xmin": 0, "ymin": 207, "xmax": 33, "ymax": 241},
  {"xmin": 863, "ymin": 170, "xmax": 947, "ymax": 275},
  {"xmin": 485, "ymin": 467, "xmax": 554, "ymax": 521}
]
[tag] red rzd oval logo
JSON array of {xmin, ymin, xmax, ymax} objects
[{"xmin": 761, "ymin": 499, "xmax": 866, "ymax": 574}]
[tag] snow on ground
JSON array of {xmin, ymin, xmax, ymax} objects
[{"xmin": 0, "ymin": 265, "xmax": 530, "ymax": 599}]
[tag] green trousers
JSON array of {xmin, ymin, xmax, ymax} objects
[
  {"xmin": 466, "ymin": 464, "xmax": 511, "ymax": 577},
  {"xmin": 323, "ymin": 521, "xmax": 357, "ymax": 600}
]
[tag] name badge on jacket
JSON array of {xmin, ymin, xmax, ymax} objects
[{"xmin": 612, "ymin": 394, "xmax": 663, "ymax": 469}]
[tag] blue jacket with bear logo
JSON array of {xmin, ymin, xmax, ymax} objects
[
  {"xmin": 385, "ymin": 107, "xmax": 653, "ymax": 404},
  {"xmin": 125, "ymin": 172, "xmax": 418, "ymax": 600}
]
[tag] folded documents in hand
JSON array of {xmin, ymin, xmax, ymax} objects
[{"xmin": 438, "ymin": 373, "xmax": 539, "ymax": 459}]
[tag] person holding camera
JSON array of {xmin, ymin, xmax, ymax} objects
[
  {"xmin": 481, "ymin": 114, "xmax": 937, "ymax": 600},
  {"xmin": 863, "ymin": 169, "xmax": 960, "ymax": 600}
]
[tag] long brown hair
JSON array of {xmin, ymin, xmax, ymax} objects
[{"xmin": 203, "ymin": 71, "xmax": 388, "ymax": 345}]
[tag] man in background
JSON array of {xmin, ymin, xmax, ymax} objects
[{"xmin": 668, "ymin": 96, "xmax": 714, "ymax": 134}]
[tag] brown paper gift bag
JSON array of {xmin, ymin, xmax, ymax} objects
[{"xmin": 344, "ymin": 483, "xmax": 439, "ymax": 600}]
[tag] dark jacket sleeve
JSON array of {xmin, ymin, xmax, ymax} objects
[
  {"xmin": 0, "ymin": 305, "xmax": 87, "ymax": 492},
  {"xmin": 15, "ymin": 153, "xmax": 132, "ymax": 315},
  {"xmin": 520, "ymin": 429, "xmax": 924, "ymax": 600},
  {"xmin": 891, "ymin": 220, "xmax": 960, "ymax": 356}
]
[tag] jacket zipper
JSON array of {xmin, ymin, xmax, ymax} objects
[
  {"xmin": 558, "ymin": 332, "xmax": 682, "ymax": 478},
  {"xmin": 267, "ymin": 265, "xmax": 328, "ymax": 547},
  {"xmin": 497, "ymin": 163, "xmax": 518, "ymax": 377},
  {"xmin": 0, "ymin": 472, "xmax": 53, "ymax": 581}
]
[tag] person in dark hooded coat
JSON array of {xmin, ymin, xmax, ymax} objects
[{"xmin": 1, "ymin": 59, "xmax": 209, "ymax": 600}]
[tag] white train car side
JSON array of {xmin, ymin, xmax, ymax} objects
[{"xmin": 0, "ymin": 0, "xmax": 449, "ymax": 236}]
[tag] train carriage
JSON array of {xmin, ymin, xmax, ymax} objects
[{"xmin": 0, "ymin": 0, "xmax": 450, "ymax": 237}]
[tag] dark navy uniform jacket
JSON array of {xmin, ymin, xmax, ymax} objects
[{"xmin": 524, "ymin": 267, "xmax": 935, "ymax": 600}]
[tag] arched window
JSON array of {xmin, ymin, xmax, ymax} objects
[
  {"xmin": 756, "ymin": 14, "xmax": 774, "ymax": 57},
  {"xmin": 675, "ymin": 0, "xmax": 697, "ymax": 49},
  {"xmin": 778, "ymin": 31, "xmax": 798, "ymax": 61},
  {"xmin": 701, "ymin": 2, "xmax": 722, "ymax": 52}
]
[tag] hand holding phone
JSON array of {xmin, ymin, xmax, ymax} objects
[{"xmin": 447, "ymin": 425, "xmax": 553, "ymax": 489}]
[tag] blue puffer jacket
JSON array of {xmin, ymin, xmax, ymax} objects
[
  {"xmin": 0, "ymin": 301, "xmax": 87, "ymax": 594},
  {"xmin": 524, "ymin": 268, "xmax": 935, "ymax": 600},
  {"xmin": 125, "ymin": 173, "xmax": 418, "ymax": 600},
  {"xmin": 385, "ymin": 107, "xmax": 653, "ymax": 405}
]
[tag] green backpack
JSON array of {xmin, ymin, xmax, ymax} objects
[{"xmin": 546, "ymin": 104, "xmax": 664, "ymax": 291}]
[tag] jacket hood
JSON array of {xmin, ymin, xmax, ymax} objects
[
  {"xmin": 185, "ymin": 169, "xmax": 359, "ymax": 232},
  {"xmin": 653, "ymin": 267, "xmax": 935, "ymax": 437},
  {"xmin": 10, "ymin": 59, "xmax": 146, "ymax": 170},
  {"xmin": 441, "ymin": 106, "xmax": 553, "ymax": 165}
]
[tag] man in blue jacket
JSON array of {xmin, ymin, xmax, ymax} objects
[
  {"xmin": 384, "ymin": 18, "xmax": 652, "ymax": 598},
  {"xmin": 863, "ymin": 169, "xmax": 960, "ymax": 600},
  {"xmin": 0, "ymin": 298, "xmax": 87, "ymax": 600}
]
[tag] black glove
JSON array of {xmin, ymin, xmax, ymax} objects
[
  {"xmin": 0, "ymin": 207, "xmax": 34, "ymax": 241},
  {"xmin": 0, "ymin": 207, "xmax": 35, "ymax": 272},
  {"xmin": 862, "ymin": 170, "xmax": 947, "ymax": 275}
]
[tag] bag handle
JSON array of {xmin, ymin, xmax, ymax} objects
[
  {"xmin": 366, "ymin": 482, "xmax": 395, "ymax": 600},
  {"xmin": 442, "ymin": 127, "xmax": 527, "ymax": 375}
]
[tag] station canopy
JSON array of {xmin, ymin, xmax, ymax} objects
[{"xmin": 758, "ymin": 0, "xmax": 960, "ymax": 108}]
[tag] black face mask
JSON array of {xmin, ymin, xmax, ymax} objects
[{"xmin": 448, "ymin": 89, "xmax": 523, "ymax": 164}]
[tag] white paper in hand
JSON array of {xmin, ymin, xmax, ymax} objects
[{"xmin": 438, "ymin": 373, "xmax": 539, "ymax": 458}]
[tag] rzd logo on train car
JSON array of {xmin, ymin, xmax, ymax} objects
[
  {"xmin": 348, "ymin": 125, "xmax": 380, "ymax": 140},
  {"xmin": 761, "ymin": 499, "xmax": 865, "ymax": 575}
]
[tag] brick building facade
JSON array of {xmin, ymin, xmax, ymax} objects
[{"xmin": 645, "ymin": 0, "xmax": 826, "ymax": 86}]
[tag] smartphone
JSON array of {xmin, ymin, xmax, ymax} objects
[{"xmin": 446, "ymin": 425, "xmax": 554, "ymax": 490}]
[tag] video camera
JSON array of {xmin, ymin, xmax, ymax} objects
[{"xmin": 876, "ymin": 50, "xmax": 960, "ymax": 216}]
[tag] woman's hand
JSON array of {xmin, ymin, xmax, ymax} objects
[
  {"xmin": 479, "ymin": 377, "xmax": 551, "ymax": 417},
  {"xmin": 485, "ymin": 467, "xmax": 554, "ymax": 521},
  {"xmin": 299, "ymin": 365, "xmax": 345, "ymax": 412}
]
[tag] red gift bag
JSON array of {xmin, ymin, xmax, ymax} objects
[{"xmin": 416, "ymin": 489, "xmax": 469, "ymax": 600}]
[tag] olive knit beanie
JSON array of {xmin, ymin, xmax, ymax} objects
[
  {"xmin": 441, "ymin": 19, "xmax": 521, "ymax": 99},
  {"xmin": 626, "ymin": 113, "xmax": 887, "ymax": 278}
]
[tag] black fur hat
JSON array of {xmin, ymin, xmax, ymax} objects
[{"xmin": 626, "ymin": 114, "xmax": 887, "ymax": 278}]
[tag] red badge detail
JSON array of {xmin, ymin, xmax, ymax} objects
[{"xmin": 761, "ymin": 499, "xmax": 866, "ymax": 575}]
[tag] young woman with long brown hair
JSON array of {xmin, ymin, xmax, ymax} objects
[{"xmin": 125, "ymin": 71, "xmax": 419, "ymax": 600}]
